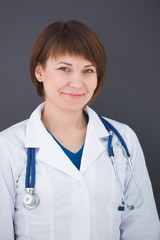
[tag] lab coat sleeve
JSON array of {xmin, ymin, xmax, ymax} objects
[
  {"xmin": 0, "ymin": 137, "xmax": 15, "ymax": 240},
  {"xmin": 119, "ymin": 125, "xmax": 160, "ymax": 240}
]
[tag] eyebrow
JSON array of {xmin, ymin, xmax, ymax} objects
[{"xmin": 56, "ymin": 61, "xmax": 95, "ymax": 68}]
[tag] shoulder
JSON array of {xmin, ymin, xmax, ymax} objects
[
  {"xmin": 86, "ymin": 106, "xmax": 140, "ymax": 152},
  {"xmin": 0, "ymin": 119, "xmax": 29, "ymax": 180},
  {"xmin": 102, "ymin": 116, "xmax": 142, "ymax": 158},
  {"xmin": 103, "ymin": 116, "xmax": 137, "ymax": 138},
  {"xmin": 104, "ymin": 115, "xmax": 139, "ymax": 139},
  {"xmin": 0, "ymin": 119, "xmax": 28, "ymax": 148},
  {"xmin": 87, "ymin": 106, "xmax": 137, "ymax": 138}
]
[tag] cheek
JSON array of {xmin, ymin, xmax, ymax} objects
[
  {"xmin": 43, "ymin": 73, "xmax": 64, "ymax": 88},
  {"xmin": 88, "ymin": 77, "xmax": 98, "ymax": 91}
]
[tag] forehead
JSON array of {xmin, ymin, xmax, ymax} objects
[{"xmin": 47, "ymin": 53, "xmax": 95, "ymax": 66}]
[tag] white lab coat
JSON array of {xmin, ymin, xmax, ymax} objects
[{"xmin": 0, "ymin": 102, "xmax": 159, "ymax": 240}]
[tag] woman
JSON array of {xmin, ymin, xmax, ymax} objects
[{"xmin": 0, "ymin": 20, "xmax": 159, "ymax": 240}]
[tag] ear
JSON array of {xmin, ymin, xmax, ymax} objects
[{"xmin": 35, "ymin": 63, "xmax": 44, "ymax": 82}]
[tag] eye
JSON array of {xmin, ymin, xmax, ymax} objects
[
  {"xmin": 84, "ymin": 69, "xmax": 94, "ymax": 74},
  {"xmin": 59, "ymin": 67, "xmax": 69, "ymax": 72}
]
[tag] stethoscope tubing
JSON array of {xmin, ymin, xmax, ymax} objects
[
  {"xmin": 25, "ymin": 148, "xmax": 35, "ymax": 188},
  {"xmin": 126, "ymin": 156, "xmax": 144, "ymax": 209},
  {"xmin": 99, "ymin": 115, "xmax": 143, "ymax": 210},
  {"xmin": 98, "ymin": 115, "xmax": 130, "ymax": 157}
]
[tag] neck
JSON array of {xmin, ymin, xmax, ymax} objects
[{"xmin": 41, "ymin": 102, "xmax": 86, "ymax": 133}]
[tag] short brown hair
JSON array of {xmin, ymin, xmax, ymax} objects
[{"xmin": 30, "ymin": 20, "xmax": 107, "ymax": 104}]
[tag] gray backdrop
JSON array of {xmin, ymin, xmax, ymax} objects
[{"xmin": 0, "ymin": 0, "xmax": 159, "ymax": 216}]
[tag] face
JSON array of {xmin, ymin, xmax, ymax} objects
[{"xmin": 35, "ymin": 54, "xmax": 97, "ymax": 112}]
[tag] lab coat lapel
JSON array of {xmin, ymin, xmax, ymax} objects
[
  {"xmin": 25, "ymin": 103, "xmax": 109, "ymax": 181},
  {"xmin": 80, "ymin": 107, "xmax": 109, "ymax": 173},
  {"xmin": 80, "ymin": 123, "xmax": 105, "ymax": 173},
  {"xmin": 25, "ymin": 103, "xmax": 83, "ymax": 182},
  {"xmin": 36, "ymin": 140, "xmax": 83, "ymax": 182}
]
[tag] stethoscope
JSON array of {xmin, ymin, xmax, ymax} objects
[
  {"xmin": 23, "ymin": 116, "xmax": 143, "ymax": 211},
  {"xmin": 23, "ymin": 148, "xmax": 40, "ymax": 210}
]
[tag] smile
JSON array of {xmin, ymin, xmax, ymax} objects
[{"xmin": 62, "ymin": 93, "xmax": 84, "ymax": 99}]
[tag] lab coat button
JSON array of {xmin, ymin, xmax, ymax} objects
[
  {"xmin": 79, "ymin": 185, "xmax": 85, "ymax": 191},
  {"xmin": 80, "ymin": 223, "xmax": 87, "ymax": 228}
]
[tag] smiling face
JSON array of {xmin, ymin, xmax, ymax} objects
[{"xmin": 35, "ymin": 54, "xmax": 97, "ymax": 112}]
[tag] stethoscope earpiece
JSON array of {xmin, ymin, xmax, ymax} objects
[
  {"xmin": 118, "ymin": 205, "xmax": 134, "ymax": 211},
  {"xmin": 118, "ymin": 206, "xmax": 125, "ymax": 211}
]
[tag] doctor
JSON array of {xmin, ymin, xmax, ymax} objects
[{"xmin": 0, "ymin": 20, "xmax": 159, "ymax": 240}]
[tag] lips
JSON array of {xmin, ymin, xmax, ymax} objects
[{"xmin": 62, "ymin": 92, "xmax": 84, "ymax": 98}]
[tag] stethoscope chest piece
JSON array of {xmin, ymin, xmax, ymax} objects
[{"xmin": 23, "ymin": 188, "xmax": 40, "ymax": 210}]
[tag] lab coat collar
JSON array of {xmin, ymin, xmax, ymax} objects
[
  {"xmin": 85, "ymin": 106, "xmax": 109, "ymax": 138},
  {"xmin": 25, "ymin": 102, "xmax": 109, "ymax": 180},
  {"xmin": 79, "ymin": 106, "xmax": 109, "ymax": 173},
  {"xmin": 25, "ymin": 102, "xmax": 46, "ymax": 148},
  {"xmin": 25, "ymin": 102, "xmax": 109, "ymax": 148}
]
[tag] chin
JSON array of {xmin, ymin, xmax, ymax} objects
[{"xmin": 59, "ymin": 102, "xmax": 87, "ymax": 112}]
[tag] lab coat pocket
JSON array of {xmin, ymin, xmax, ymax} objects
[
  {"xmin": 15, "ymin": 168, "xmax": 27, "ymax": 210},
  {"xmin": 106, "ymin": 202, "xmax": 121, "ymax": 240},
  {"xmin": 27, "ymin": 223, "xmax": 51, "ymax": 240}
]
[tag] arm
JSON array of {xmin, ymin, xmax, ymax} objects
[
  {"xmin": 0, "ymin": 138, "xmax": 15, "ymax": 240},
  {"xmin": 120, "ymin": 126, "xmax": 160, "ymax": 240}
]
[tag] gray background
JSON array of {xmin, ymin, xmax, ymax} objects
[{"xmin": 0, "ymin": 0, "xmax": 159, "ymax": 216}]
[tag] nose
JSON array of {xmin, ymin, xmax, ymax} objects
[{"xmin": 68, "ymin": 73, "xmax": 84, "ymax": 89}]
